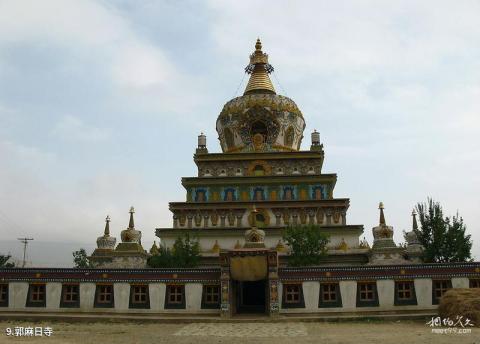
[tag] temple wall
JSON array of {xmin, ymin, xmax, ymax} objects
[
  {"xmin": 1, "ymin": 264, "xmax": 478, "ymax": 317},
  {"xmin": 3, "ymin": 282, "xmax": 216, "ymax": 314}
]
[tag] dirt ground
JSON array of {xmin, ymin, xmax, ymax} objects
[{"xmin": 0, "ymin": 319, "xmax": 478, "ymax": 344}]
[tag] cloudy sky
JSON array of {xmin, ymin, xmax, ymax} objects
[{"xmin": 0, "ymin": 0, "xmax": 479, "ymax": 266}]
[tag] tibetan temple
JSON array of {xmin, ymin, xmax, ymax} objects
[{"xmin": 1, "ymin": 40, "xmax": 479, "ymax": 319}]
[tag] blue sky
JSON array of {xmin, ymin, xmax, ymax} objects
[{"xmin": 0, "ymin": 0, "xmax": 479, "ymax": 266}]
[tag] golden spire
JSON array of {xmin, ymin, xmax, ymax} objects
[{"xmin": 244, "ymin": 38, "xmax": 276, "ymax": 95}]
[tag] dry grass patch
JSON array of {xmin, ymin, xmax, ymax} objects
[{"xmin": 438, "ymin": 288, "xmax": 480, "ymax": 326}]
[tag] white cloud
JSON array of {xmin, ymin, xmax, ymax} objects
[
  {"xmin": 52, "ymin": 115, "xmax": 111, "ymax": 142},
  {"xmin": 0, "ymin": 0, "xmax": 178, "ymax": 93}
]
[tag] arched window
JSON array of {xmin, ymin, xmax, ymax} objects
[
  {"xmin": 253, "ymin": 165, "xmax": 265, "ymax": 176},
  {"xmin": 256, "ymin": 213, "xmax": 266, "ymax": 227},
  {"xmin": 251, "ymin": 120, "xmax": 268, "ymax": 137}
]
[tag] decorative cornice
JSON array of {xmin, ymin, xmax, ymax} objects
[
  {"xmin": 182, "ymin": 174, "xmax": 338, "ymax": 186},
  {"xmin": 1, "ymin": 263, "xmax": 478, "ymax": 283},
  {"xmin": 194, "ymin": 151, "xmax": 324, "ymax": 162}
]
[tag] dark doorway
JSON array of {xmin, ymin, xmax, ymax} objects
[{"xmin": 235, "ymin": 280, "xmax": 267, "ymax": 314}]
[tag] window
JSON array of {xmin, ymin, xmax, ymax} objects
[
  {"xmin": 283, "ymin": 187, "xmax": 294, "ymax": 200},
  {"xmin": 253, "ymin": 188, "xmax": 265, "ymax": 201},
  {"xmin": 356, "ymin": 282, "xmax": 379, "ymax": 307},
  {"xmin": 94, "ymin": 284, "xmax": 114, "ymax": 308},
  {"xmin": 0, "ymin": 284, "xmax": 8, "ymax": 307},
  {"xmin": 394, "ymin": 281, "xmax": 417, "ymax": 306},
  {"xmin": 165, "ymin": 285, "xmax": 185, "ymax": 309},
  {"xmin": 253, "ymin": 165, "xmax": 265, "ymax": 176},
  {"xmin": 195, "ymin": 190, "xmax": 207, "ymax": 202},
  {"xmin": 313, "ymin": 187, "xmax": 323, "ymax": 200},
  {"xmin": 60, "ymin": 284, "xmax": 80, "ymax": 308},
  {"xmin": 251, "ymin": 121, "xmax": 267, "ymax": 138},
  {"xmin": 224, "ymin": 189, "xmax": 236, "ymax": 201},
  {"xmin": 26, "ymin": 284, "xmax": 46, "ymax": 307},
  {"xmin": 319, "ymin": 283, "xmax": 342, "ymax": 308},
  {"xmin": 432, "ymin": 280, "xmax": 452, "ymax": 305},
  {"xmin": 470, "ymin": 279, "xmax": 480, "ymax": 288},
  {"xmin": 130, "ymin": 285, "xmax": 150, "ymax": 309},
  {"xmin": 201, "ymin": 285, "xmax": 220, "ymax": 309},
  {"xmin": 255, "ymin": 213, "xmax": 266, "ymax": 227},
  {"xmin": 282, "ymin": 284, "xmax": 305, "ymax": 308}
]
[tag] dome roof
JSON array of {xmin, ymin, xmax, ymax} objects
[{"xmin": 216, "ymin": 39, "xmax": 306, "ymax": 153}]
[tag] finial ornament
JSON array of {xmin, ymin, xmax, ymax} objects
[
  {"xmin": 104, "ymin": 215, "xmax": 111, "ymax": 236},
  {"xmin": 412, "ymin": 209, "xmax": 418, "ymax": 230},
  {"xmin": 128, "ymin": 206, "xmax": 135, "ymax": 229},
  {"xmin": 255, "ymin": 38, "xmax": 262, "ymax": 51},
  {"xmin": 379, "ymin": 202, "xmax": 386, "ymax": 225}
]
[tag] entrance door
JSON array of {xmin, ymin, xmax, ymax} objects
[{"xmin": 235, "ymin": 280, "xmax": 267, "ymax": 314}]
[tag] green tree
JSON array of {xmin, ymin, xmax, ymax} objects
[
  {"xmin": 147, "ymin": 245, "xmax": 175, "ymax": 268},
  {"xmin": 148, "ymin": 234, "xmax": 200, "ymax": 268},
  {"xmin": 172, "ymin": 233, "xmax": 200, "ymax": 267},
  {"xmin": 415, "ymin": 198, "xmax": 472, "ymax": 263},
  {"xmin": 282, "ymin": 225, "xmax": 330, "ymax": 266},
  {"xmin": 0, "ymin": 254, "xmax": 15, "ymax": 268},
  {"xmin": 72, "ymin": 248, "xmax": 92, "ymax": 268}
]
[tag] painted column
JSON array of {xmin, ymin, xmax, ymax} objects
[
  {"xmin": 219, "ymin": 251, "xmax": 231, "ymax": 318},
  {"xmin": 267, "ymin": 250, "xmax": 279, "ymax": 317}
]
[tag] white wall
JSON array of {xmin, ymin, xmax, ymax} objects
[
  {"xmin": 9, "ymin": 282, "xmax": 28, "ymax": 309},
  {"xmin": 377, "ymin": 280, "xmax": 394, "ymax": 309},
  {"xmin": 414, "ymin": 278, "xmax": 434, "ymax": 308},
  {"xmin": 46, "ymin": 282, "xmax": 61, "ymax": 310},
  {"xmin": 339, "ymin": 280, "xmax": 357, "ymax": 311},
  {"xmin": 80, "ymin": 283, "xmax": 95, "ymax": 310},
  {"xmin": 114, "ymin": 283, "xmax": 130, "ymax": 311},
  {"xmin": 452, "ymin": 277, "xmax": 469, "ymax": 288},
  {"xmin": 186, "ymin": 283, "xmax": 203, "ymax": 311},
  {"xmin": 149, "ymin": 283, "xmax": 165, "ymax": 311},
  {"xmin": 5, "ymin": 276, "xmax": 472, "ymax": 315}
]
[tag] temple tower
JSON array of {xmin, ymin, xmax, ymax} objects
[{"xmin": 156, "ymin": 39, "xmax": 365, "ymax": 266}]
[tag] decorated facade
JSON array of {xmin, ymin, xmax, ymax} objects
[{"xmin": 156, "ymin": 39, "xmax": 366, "ymax": 267}]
